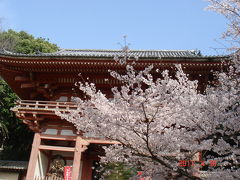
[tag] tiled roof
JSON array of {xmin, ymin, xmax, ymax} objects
[
  {"xmin": 0, "ymin": 160, "xmax": 28, "ymax": 170},
  {"xmin": 49, "ymin": 49, "xmax": 202, "ymax": 58},
  {"xmin": 0, "ymin": 49, "xmax": 205, "ymax": 58}
]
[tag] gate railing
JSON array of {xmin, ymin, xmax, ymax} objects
[{"xmin": 34, "ymin": 176, "xmax": 64, "ymax": 180}]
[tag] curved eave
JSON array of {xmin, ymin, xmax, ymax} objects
[
  {"xmin": 0, "ymin": 50, "xmax": 228, "ymax": 61},
  {"xmin": 0, "ymin": 58, "xmax": 228, "ymax": 72},
  {"xmin": 0, "ymin": 53, "xmax": 229, "ymax": 65},
  {"xmin": 0, "ymin": 52, "xmax": 229, "ymax": 100}
]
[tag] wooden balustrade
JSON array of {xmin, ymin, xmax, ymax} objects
[
  {"xmin": 34, "ymin": 176, "xmax": 64, "ymax": 180},
  {"xmin": 11, "ymin": 100, "xmax": 78, "ymax": 115}
]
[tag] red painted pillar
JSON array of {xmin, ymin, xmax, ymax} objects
[
  {"xmin": 72, "ymin": 136, "xmax": 89, "ymax": 180},
  {"xmin": 26, "ymin": 132, "xmax": 41, "ymax": 180}
]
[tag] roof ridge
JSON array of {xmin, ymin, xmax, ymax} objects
[
  {"xmin": 63, "ymin": 49, "xmax": 120, "ymax": 52},
  {"xmin": 61, "ymin": 48, "xmax": 197, "ymax": 52}
]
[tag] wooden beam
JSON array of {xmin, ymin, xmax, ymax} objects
[
  {"xmin": 40, "ymin": 134, "xmax": 76, "ymax": 141},
  {"xmin": 86, "ymin": 139, "xmax": 120, "ymax": 144},
  {"xmin": 14, "ymin": 76, "xmax": 29, "ymax": 82},
  {"xmin": 21, "ymin": 83, "xmax": 35, "ymax": 88},
  {"xmin": 26, "ymin": 133, "xmax": 41, "ymax": 180},
  {"xmin": 39, "ymin": 145, "xmax": 75, "ymax": 152}
]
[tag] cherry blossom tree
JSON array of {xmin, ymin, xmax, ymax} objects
[
  {"xmin": 57, "ymin": 61, "xmax": 206, "ymax": 179},
  {"xmin": 56, "ymin": 1, "xmax": 240, "ymax": 179},
  {"xmin": 202, "ymin": 0, "xmax": 240, "ymax": 179},
  {"xmin": 57, "ymin": 46, "xmax": 235, "ymax": 179},
  {"xmin": 206, "ymin": 0, "xmax": 240, "ymax": 42},
  {"xmin": 201, "ymin": 60, "xmax": 240, "ymax": 179}
]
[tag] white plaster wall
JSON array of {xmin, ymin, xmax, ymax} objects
[
  {"xmin": 34, "ymin": 152, "xmax": 41, "ymax": 178},
  {"xmin": 40, "ymin": 151, "xmax": 48, "ymax": 177},
  {"xmin": 0, "ymin": 172, "xmax": 19, "ymax": 180},
  {"xmin": 34, "ymin": 151, "xmax": 49, "ymax": 178}
]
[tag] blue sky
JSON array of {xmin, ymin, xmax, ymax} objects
[{"xmin": 0, "ymin": 0, "xmax": 228, "ymax": 55}]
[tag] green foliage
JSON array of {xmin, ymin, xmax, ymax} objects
[
  {"xmin": 0, "ymin": 79, "xmax": 33, "ymax": 160},
  {"xmin": 0, "ymin": 79, "xmax": 16, "ymax": 143},
  {"xmin": 0, "ymin": 30, "xmax": 58, "ymax": 160},
  {"xmin": 92, "ymin": 162, "xmax": 136, "ymax": 180},
  {"xmin": 104, "ymin": 163, "xmax": 136, "ymax": 180},
  {"xmin": 0, "ymin": 29, "xmax": 58, "ymax": 54}
]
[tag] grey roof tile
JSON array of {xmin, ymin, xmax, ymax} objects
[
  {"xmin": 59, "ymin": 49, "xmax": 201, "ymax": 58},
  {"xmin": 0, "ymin": 49, "xmax": 228, "ymax": 61},
  {"xmin": 0, "ymin": 49, "xmax": 203, "ymax": 58},
  {"xmin": 0, "ymin": 160, "xmax": 28, "ymax": 170}
]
